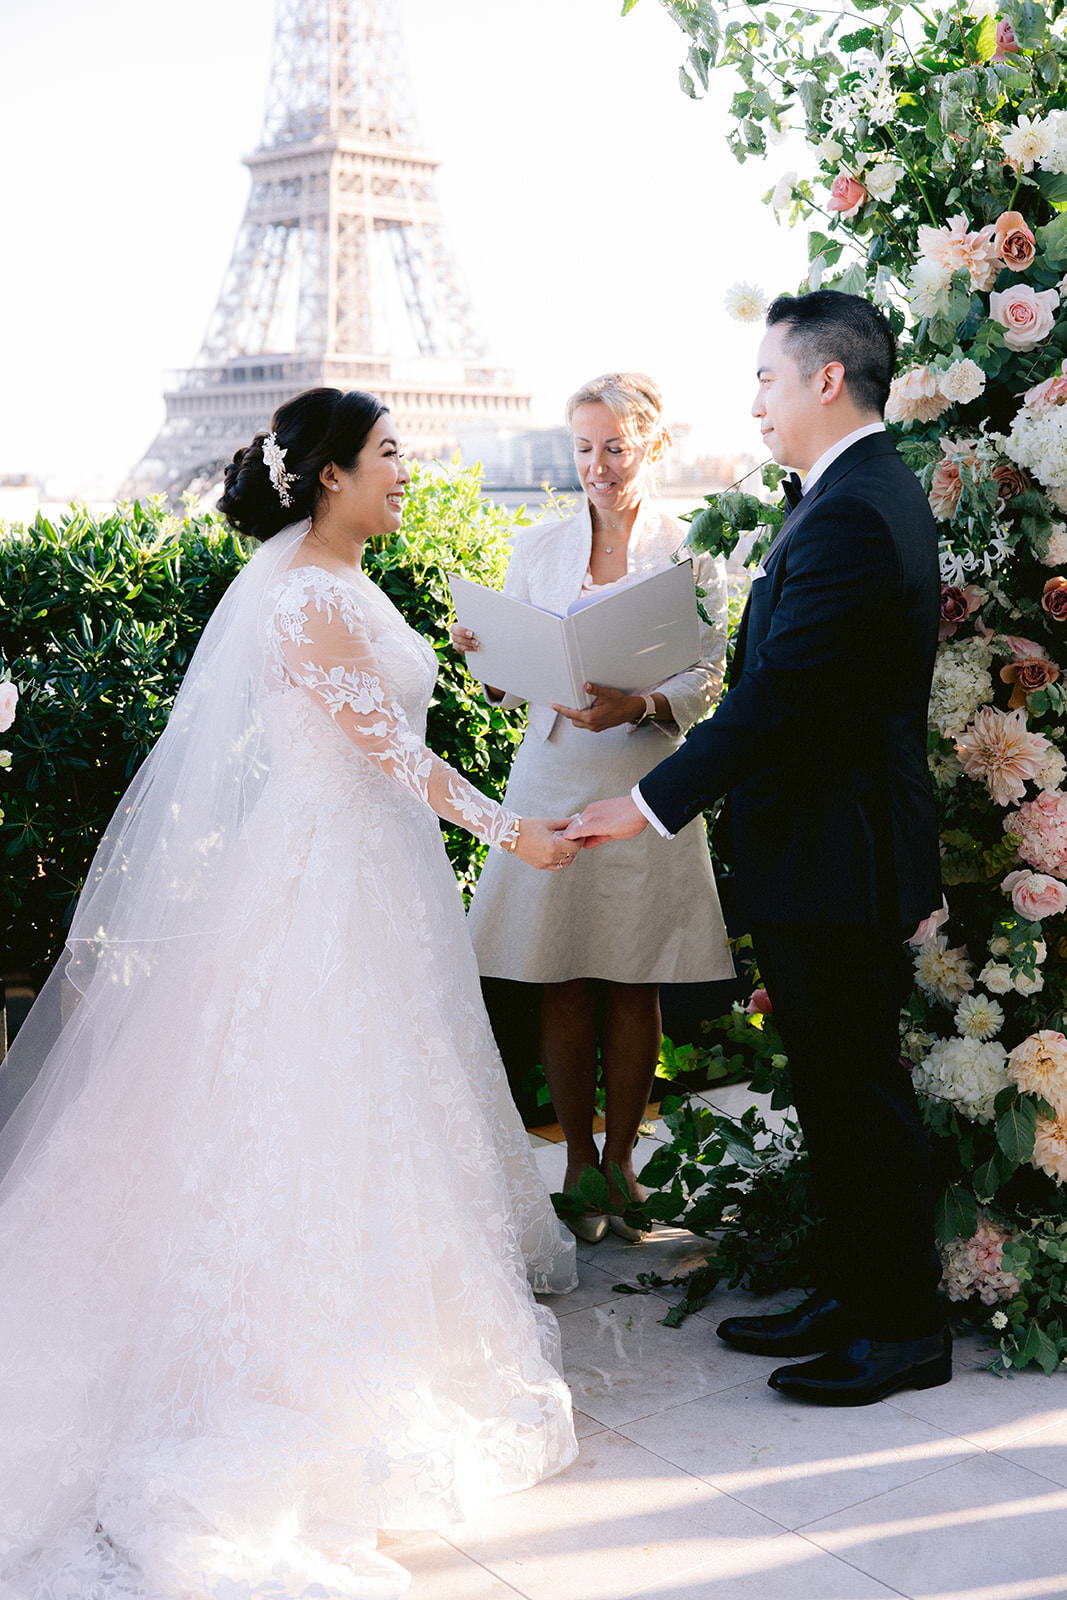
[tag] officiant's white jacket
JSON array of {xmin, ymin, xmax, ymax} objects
[{"xmin": 489, "ymin": 501, "xmax": 729, "ymax": 737}]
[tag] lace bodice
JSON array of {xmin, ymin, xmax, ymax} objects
[{"xmin": 264, "ymin": 565, "xmax": 518, "ymax": 850}]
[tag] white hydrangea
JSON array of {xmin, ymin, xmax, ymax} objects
[
  {"xmin": 724, "ymin": 282, "xmax": 769, "ymax": 323},
  {"xmin": 955, "ymin": 992, "xmax": 1005, "ymax": 1040},
  {"xmin": 1043, "ymin": 523, "xmax": 1067, "ymax": 565},
  {"xmin": 929, "ymin": 638, "xmax": 995, "ymax": 739},
  {"xmin": 865, "ymin": 161, "xmax": 905, "ymax": 201},
  {"xmin": 1035, "ymin": 748, "xmax": 1067, "ymax": 791},
  {"xmin": 1001, "ymin": 113, "xmax": 1058, "ymax": 174},
  {"xmin": 980, "ymin": 962, "xmax": 1014, "ymax": 994},
  {"xmin": 1005, "ymin": 404, "xmax": 1067, "ymax": 495},
  {"xmin": 913, "ymin": 1037, "xmax": 1011, "ymax": 1123},
  {"xmin": 938, "ymin": 360, "xmax": 987, "ymax": 405},
  {"xmin": 914, "ymin": 935, "xmax": 975, "ymax": 1005}
]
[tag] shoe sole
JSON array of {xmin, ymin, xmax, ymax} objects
[{"xmin": 770, "ymin": 1356, "xmax": 952, "ymax": 1406}]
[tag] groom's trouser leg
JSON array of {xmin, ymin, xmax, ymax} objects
[{"xmin": 750, "ymin": 921, "xmax": 943, "ymax": 1340}]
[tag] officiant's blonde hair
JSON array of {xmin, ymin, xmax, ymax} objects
[{"xmin": 565, "ymin": 372, "xmax": 672, "ymax": 457}]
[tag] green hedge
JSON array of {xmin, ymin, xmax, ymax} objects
[{"xmin": 0, "ymin": 463, "xmax": 528, "ymax": 985}]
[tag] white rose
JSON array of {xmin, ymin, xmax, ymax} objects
[
  {"xmin": 865, "ymin": 161, "xmax": 905, "ymax": 202},
  {"xmin": 1014, "ymin": 969, "xmax": 1045, "ymax": 995},
  {"xmin": 988, "ymin": 936, "xmax": 1010, "ymax": 956},
  {"xmin": 771, "ymin": 171, "xmax": 797, "ymax": 212},
  {"xmin": 1034, "ymin": 940, "xmax": 1047, "ymax": 963},
  {"xmin": 818, "ymin": 138, "xmax": 844, "ymax": 164},
  {"xmin": 980, "ymin": 962, "xmax": 1014, "ymax": 994},
  {"xmin": 0, "ymin": 682, "xmax": 17, "ymax": 735}
]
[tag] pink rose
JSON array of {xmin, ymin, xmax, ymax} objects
[
  {"xmin": 827, "ymin": 172, "xmax": 868, "ymax": 219},
  {"xmin": 0, "ymin": 682, "xmax": 17, "ymax": 735},
  {"xmin": 746, "ymin": 987, "xmax": 773, "ymax": 1015},
  {"xmin": 929, "ymin": 458, "xmax": 964, "ymax": 521},
  {"xmin": 1024, "ymin": 361, "xmax": 1067, "ymax": 408},
  {"xmin": 1002, "ymin": 869, "xmax": 1067, "ymax": 919},
  {"xmin": 939, "ymin": 584, "xmax": 983, "ymax": 640},
  {"xmin": 994, "ymin": 18, "xmax": 1020, "ymax": 57},
  {"xmin": 994, "ymin": 210, "xmax": 1036, "ymax": 271},
  {"xmin": 989, "ymin": 285, "xmax": 1059, "ymax": 351}
]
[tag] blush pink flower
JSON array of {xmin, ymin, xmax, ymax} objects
[
  {"xmin": 1006, "ymin": 789, "xmax": 1067, "ymax": 876},
  {"xmin": 989, "ymin": 284, "xmax": 1059, "ymax": 351},
  {"xmin": 940, "ymin": 584, "xmax": 983, "ymax": 640},
  {"xmin": 994, "ymin": 210, "xmax": 1036, "ymax": 271},
  {"xmin": 1007, "ymin": 1031, "xmax": 1067, "ymax": 1116},
  {"xmin": 746, "ymin": 987, "xmax": 773, "ymax": 1015},
  {"xmin": 1033, "ymin": 1109, "xmax": 1067, "ymax": 1184},
  {"xmin": 1024, "ymin": 360, "xmax": 1067, "ymax": 408},
  {"xmin": 827, "ymin": 172, "xmax": 868, "ymax": 219},
  {"xmin": 886, "ymin": 367, "xmax": 950, "ymax": 426},
  {"xmin": 940, "ymin": 1212, "xmax": 1022, "ymax": 1303},
  {"xmin": 917, "ymin": 215, "xmax": 999, "ymax": 291},
  {"xmin": 1042, "ymin": 576, "xmax": 1067, "ymax": 622},
  {"xmin": 956, "ymin": 706, "xmax": 1053, "ymax": 805},
  {"xmin": 1001, "ymin": 868, "xmax": 1067, "ymax": 919},
  {"xmin": 994, "ymin": 17, "xmax": 1020, "ymax": 57}
]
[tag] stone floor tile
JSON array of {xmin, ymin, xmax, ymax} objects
[
  {"xmin": 995, "ymin": 1413, "xmax": 1067, "ymax": 1487},
  {"xmin": 799, "ymin": 1451, "xmax": 1067, "ymax": 1598},
  {"xmin": 378, "ymin": 1531, "xmax": 529, "ymax": 1596},
  {"xmin": 571, "ymin": 1408, "xmax": 607, "ymax": 1441},
  {"xmin": 619, "ymin": 1377, "xmax": 978, "ymax": 1528},
  {"xmin": 885, "ymin": 1355, "xmax": 1067, "ymax": 1449},
  {"xmin": 557, "ymin": 1289, "xmax": 755, "ymax": 1428},
  {"xmin": 443, "ymin": 1429, "xmax": 897, "ymax": 1600},
  {"xmin": 574, "ymin": 1221, "xmax": 714, "ymax": 1282}
]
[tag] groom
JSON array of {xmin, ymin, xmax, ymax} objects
[{"xmin": 565, "ymin": 290, "xmax": 950, "ymax": 1405}]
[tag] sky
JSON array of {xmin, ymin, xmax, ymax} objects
[{"xmin": 0, "ymin": 0, "xmax": 811, "ymax": 496}]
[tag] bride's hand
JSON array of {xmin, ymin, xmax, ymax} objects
[{"xmin": 514, "ymin": 818, "xmax": 580, "ymax": 871}]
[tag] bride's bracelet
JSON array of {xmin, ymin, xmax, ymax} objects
[{"xmin": 498, "ymin": 816, "xmax": 522, "ymax": 854}]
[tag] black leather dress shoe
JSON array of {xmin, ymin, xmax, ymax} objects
[
  {"xmin": 716, "ymin": 1294, "xmax": 849, "ymax": 1356},
  {"xmin": 768, "ymin": 1330, "xmax": 952, "ymax": 1406}
]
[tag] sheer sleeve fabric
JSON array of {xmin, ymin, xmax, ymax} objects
[{"xmin": 274, "ymin": 572, "xmax": 519, "ymax": 850}]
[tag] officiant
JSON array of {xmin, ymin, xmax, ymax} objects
[{"xmin": 453, "ymin": 372, "xmax": 734, "ymax": 1243}]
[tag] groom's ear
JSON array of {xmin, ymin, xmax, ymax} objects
[{"xmin": 817, "ymin": 362, "xmax": 847, "ymax": 406}]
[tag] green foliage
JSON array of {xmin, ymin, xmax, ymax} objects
[
  {"xmin": 624, "ymin": 0, "xmax": 1067, "ymax": 1370},
  {"xmin": 0, "ymin": 463, "xmax": 527, "ymax": 981}
]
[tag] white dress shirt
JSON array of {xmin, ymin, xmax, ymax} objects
[{"xmin": 631, "ymin": 421, "xmax": 887, "ymax": 840}]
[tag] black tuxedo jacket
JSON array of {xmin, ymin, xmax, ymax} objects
[{"xmin": 639, "ymin": 433, "xmax": 942, "ymax": 926}]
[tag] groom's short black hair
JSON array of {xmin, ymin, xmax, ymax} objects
[{"xmin": 766, "ymin": 290, "xmax": 896, "ymax": 416}]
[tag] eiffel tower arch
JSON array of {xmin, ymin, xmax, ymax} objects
[{"xmin": 125, "ymin": 0, "xmax": 531, "ymax": 497}]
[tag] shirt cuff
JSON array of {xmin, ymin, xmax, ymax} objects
[{"xmin": 631, "ymin": 783, "xmax": 675, "ymax": 840}]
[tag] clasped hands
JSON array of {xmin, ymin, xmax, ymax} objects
[{"xmin": 517, "ymin": 795, "xmax": 647, "ymax": 870}]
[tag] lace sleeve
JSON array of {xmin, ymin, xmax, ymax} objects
[{"xmin": 274, "ymin": 572, "xmax": 519, "ymax": 850}]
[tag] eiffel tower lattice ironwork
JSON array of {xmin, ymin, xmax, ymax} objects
[{"xmin": 125, "ymin": 0, "xmax": 530, "ymax": 496}]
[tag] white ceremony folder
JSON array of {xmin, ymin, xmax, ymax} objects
[{"xmin": 448, "ymin": 560, "xmax": 700, "ymax": 709}]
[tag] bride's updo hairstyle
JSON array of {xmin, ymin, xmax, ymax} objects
[
  {"xmin": 565, "ymin": 371, "xmax": 672, "ymax": 458},
  {"xmin": 218, "ymin": 387, "xmax": 389, "ymax": 542}
]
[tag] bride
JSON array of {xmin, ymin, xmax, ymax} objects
[{"xmin": 0, "ymin": 388, "xmax": 580, "ymax": 1600}]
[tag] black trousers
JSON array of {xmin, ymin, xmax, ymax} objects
[{"xmin": 751, "ymin": 921, "xmax": 943, "ymax": 1340}]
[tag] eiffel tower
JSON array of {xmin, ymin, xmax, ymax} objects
[{"xmin": 125, "ymin": 0, "xmax": 530, "ymax": 496}]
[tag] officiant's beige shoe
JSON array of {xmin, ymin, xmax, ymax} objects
[
  {"xmin": 607, "ymin": 1181, "xmax": 649, "ymax": 1242},
  {"xmin": 566, "ymin": 1212, "xmax": 609, "ymax": 1244}
]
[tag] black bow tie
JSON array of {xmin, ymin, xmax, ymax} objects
[{"xmin": 781, "ymin": 472, "xmax": 804, "ymax": 511}]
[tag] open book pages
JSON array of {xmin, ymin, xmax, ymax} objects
[{"xmin": 448, "ymin": 561, "xmax": 700, "ymax": 709}]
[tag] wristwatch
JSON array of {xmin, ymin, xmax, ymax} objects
[{"xmin": 631, "ymin": 693, "xmax": 657, "ymax": 727}]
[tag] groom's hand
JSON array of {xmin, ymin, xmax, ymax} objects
[{"xmin": 562, "ymin": 796, "xmax": 648, "ymax": 849}]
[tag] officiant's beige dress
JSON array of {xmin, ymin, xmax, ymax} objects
[{"xmin": 467, "ymin": 501, "xmax": 735, "ymax": 984}]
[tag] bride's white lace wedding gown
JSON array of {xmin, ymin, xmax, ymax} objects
[{"xmin": 0, "ymin": 557, "xmax": 577, "ymax": 1599}]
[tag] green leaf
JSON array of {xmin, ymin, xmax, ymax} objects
[
  {"xmin": 1037, "ymin": 211, "xmax": 1067, "ymax": 264},
  {"xmin": 974, "ymin": 12, "xmax": 997, "ymax": 57},
  {"xmin": 678, "ymin": 64, "xmax": 698, "ymax": 98},
  {"xmin": 578, "ymin": 1166, "xmax": 612, "ymax": 1208},
  {"xmin": 621, "ymin": 0, "xmax": 642, "ymax": 13},
  {"xmin": 996, "ymin": 1094, "xmax": 1039, "ymax": 1164},
  {"xmin": 934, "ymin": 1182, "xmax": 978, "ymax": 1245},
  {"xmin": 1035, "ymin": 170, "xmax": 1067, "ymax": 207},
  {"xmin": 972, "ymin": 1156, "xmax": 1006, "ymax": 1201},
  {"xmin": 1019, "ymin": 1318, "xmax": 1061, "ymax": 1374}
]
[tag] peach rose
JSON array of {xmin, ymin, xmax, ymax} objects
[
  {"xmin": 1000, "ymin": 654, "xmax": 1060, "ymax": 708},
  {"xmin": 827, "ymin": 172, "xmax": 868, "ymax": 219},
  {"xmin": 994, "ymin": 18, "xmax": 1020, "ymax": 57},
  {"xmin": 940, "ymin": 584, "xmax": 983, "ymax": 640},
  {"xmin": 1042, "ymin": 576, "xmax": 1067, "ymax": 621},
  {"xmin": 993, "ymin": 463, "xmax": 1030, "ymax": 506},
  {"xmin": 994, "ymin": 210, "xmax": 1036, "ymax": 271},
  {"xmin": 989, "ymin": 285, "xmax": 1059, "ymax": 351},
  {"xmin": 746, "ymin": 987, "xmax": 773, "ymax": 1015},
  {"xmin": 1002, "ymin": 869, "xmax": 1067, "ymax": 920}
]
